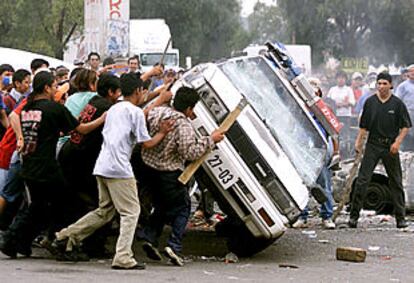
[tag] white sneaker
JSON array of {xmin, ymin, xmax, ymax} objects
[
  {"xmin": 322, "ymin": 219, "xmax": 336, "ymax": 229},
  {"xmin": 164, "ymin": 246, "xmax": 184, "ymax": 267},
  {"xmin": 292, "ymin": 219, "xmax": 308, "ymax": 228}
]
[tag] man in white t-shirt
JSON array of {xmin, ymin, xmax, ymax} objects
[
  {"xmin": 327, "ymin": 71, "xmax": 355, "ymax": 117},
  {"xmin": 52, "ymin": 73, "xmax": 173, "ymax": 270},
  {"xmin": 327, "ymin": 71, "xmax": 355, "ymax": 158}
]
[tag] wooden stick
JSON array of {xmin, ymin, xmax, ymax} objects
[
  {"xmin": 178, "ymin": 99, "xmax": 248, "ymax": 185},
  {"xmin": 144, "ymin": 37, "xmax": 172, "ymax": 102},
  {"xmin": 332, "ymin": 137, "xmax": 366, "ymax": 221}
]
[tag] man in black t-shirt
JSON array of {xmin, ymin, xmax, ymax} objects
[
  {"xmin": 0, "ymin": 72, "xmax": 106, "ymax": 258},
  {"xmin": 350, "ymin": 72, "xmax": 412, "ymax": 229},
  {"xmin": 59, "ymin": 74, "xmax": 121, "ymax": 210}
]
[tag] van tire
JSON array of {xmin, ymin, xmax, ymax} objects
[
  {"xmin": 195, "ymin": 168, "xmax": 278, "ymax": 257},
  {"xmin": 215, "ymin": 218, "xmax": 277, "ymax": 257},
  {"xmin": 364, "ymin": 181, "xmax": 394, "ymax": 215}
]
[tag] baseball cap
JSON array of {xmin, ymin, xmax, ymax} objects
[
  {"xmin": 308, "ymin": 77, "xmax": 321, "ymax": 90},
  {"xmin": 376, "ymin": 72, "xmax": 392, "ymax": 83},
  {"xmin": 164, "ymin": 69, "xmax": 176, "ymax": 76},
  {"xmin": 352, "ymin": 72, "xmax": 363, "ymax": 80},
  {"xmin": 73, "ymin": 59, "xmax": 84, "ymax": 66},
  {"xmin": 407, "ymin": 64, "xmax": 414, "ymax": 71},
  {"xmin": 54, "ymin": 82, "xmax": 70, "ymax": 102}
]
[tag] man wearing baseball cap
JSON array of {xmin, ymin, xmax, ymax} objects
[
  {"xmin": 351, "ymin": 72, "xmax": 364, "ymax": 104},
  {"xmin": 396, "ymin": 64, "xmax": 414, "ymax": 150},
  {"xmin": 350, "ymin": 72, "xmax": 411, "ymax": 229}
]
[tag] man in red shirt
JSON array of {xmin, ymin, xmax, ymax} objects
[
  {"xmin": 351, "ymin": 72, "xmax": 364, "ymax": 107},
  {"xmin": 0, "ymin": 98, "xmax": 27, "ymax": 228}
]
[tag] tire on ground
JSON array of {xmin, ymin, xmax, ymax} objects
[{"xmin": 196, "ymin": 168, "xmax": 278, "ymax": 257}]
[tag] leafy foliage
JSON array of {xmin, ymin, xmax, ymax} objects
[
  {"xmin": 278, "ymin": 0, "xmax": 414, "ymax": 66},
  {"xmin": 0, "ymin": 0, "xmax": 83, "ymax": 59},
  {"xmin": 130, "ymin": 0, "xmax": 250, "ymax": 64}
]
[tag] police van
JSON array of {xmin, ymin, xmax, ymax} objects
[{"xmin": 171, "ymin": 43, "xmax": 339, "ymax": 256}]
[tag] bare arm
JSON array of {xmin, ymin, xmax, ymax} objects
[
  {"xmin": 9, "ymin": 111, "xmax": 24, "ymax": 151},
  {"xmin": 141, "ymin": 132, "xmax": 167, "ymax": 149},
  {"xmin": 355, "ymin": 128, "xmax": 368, "ymax": 154},
  {"xmin": 390, "ymin": 127, "xmax": 409, "ymax": 154},
  {"xmin": 141, "ymin": 119, "xmax": 175, "ymax": 149},
  {"xmin": 0, "ymin": 109, "xmax": 9, "ymax": 129},
  {"xmin": 140, "ymin": 65, "xmax": 163, "ymax": 82},
  {"xmin": 143, "ymin": 90, "xmax": 173, "ymax": 117},
  {"xmin": 75, "ymin": 112, "xmax": 107, "ymax": 135},
  {"xmin": 138, "ymin": 85, "xmax": 166, "ymax": 106}
]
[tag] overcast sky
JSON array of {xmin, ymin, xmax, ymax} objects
[{"xmin": 240, "ymin": 0, "xmax": 277, "ymax": 17}]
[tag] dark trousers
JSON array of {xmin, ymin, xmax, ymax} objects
[
  {"xmin": 350, "ymin": 143, "xmax": 405, "ymax": 220},
  {"xmin": 141, "ymin": 168, "xmax": 190, "ymax": 253},
  {"xmin": 4, "ymin": 178, "xmax": 73, "ymax": 250}
]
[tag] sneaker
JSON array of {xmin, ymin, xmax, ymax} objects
[
  {"xmin": 52, "ymin": 238, "xmax": 89, "ymax": 262},
  {"xmin": 0, "ymin": 233, "xmax": 31, "ymax": 258},
  {"xmin": 142, "ymin": 242, "xmax": 162, "ymax": 261},
  {"xmin": 112, "ymin": 262, "xmax": 146, "ymax": 270},
  {"xmin": 56, "ymin": 249, "xmax": 90, "ymax": 262},
  {"xmin": 292, "ymin": 219, "xmax": 308, "ymax": 229},
  {"xmin": 0, "ymin": 238, "xmax": 17, "ymax": 258},
  {"xmin": 328, "ymin": 154, "xmax": 341, "ymax": 171},
  {"xmin": 348, "ymin": 218, "xmax": 358, "ymax": 228},
  {"xmin": 163, "ymin": 246, "xmax": 184, "ymax": 267},
  {"xmin": 396, "ymin": 218, "xmax": 408, "ymax": 229},
  {"xmin": 322, "ymin": 219, "xmax": 336, "ymax": 230},
  {"xmin": 51, "ymin": 238, "xmax": 68, "ymax": 255}
]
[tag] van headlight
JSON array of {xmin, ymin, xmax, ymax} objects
[{"xmin": 198, "ymin": 85, "xmax": 228, "ymax": 123}]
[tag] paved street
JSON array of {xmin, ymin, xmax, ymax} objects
[{"xmin": 1, "ymin": 215, "xmax": 413, "ymax": 283}]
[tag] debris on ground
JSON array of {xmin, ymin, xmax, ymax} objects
[
  {"xmin": 224, "ymin": 252, "xmax": 239, "ymax": 264},
  {"xmin": 336, "ymin": 247, "xmax": 367, "ymax": 262},
  {"xmin": 368, "ymin": 246, "xmax": 380, "ymax": 251},
  {"xmin": 301, "ymin": 230, "xmax": 317, "ymax": 238},
  {"xmin": 187, "ymin": 255, "xmax": 222, "ymax": 262},
  {"xmin": 278, "ymin": 263, "xmax": 299, "ymax": 269}
]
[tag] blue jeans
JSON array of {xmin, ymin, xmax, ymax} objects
[
  {"xmin": 300, "ymin": 165, "xmax": 334, "ymax": 221},
  {"xmin": 0, "ymin": 151, "xmax": 24, "ymax": 203},
  {"xmin": 140, "ymin": 169, "xmax": 191, "ymax": 253},
  {"xmin": 0, "ymin": 168, "xmax": 7, "ymax": 192}
]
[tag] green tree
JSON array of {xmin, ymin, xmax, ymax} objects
[
  {"xmin": 131, "ymin": 0, "xmax": 249, "ymax": 64},
  {"xmin": 278, "ymin": 0, "xmax": 414, "ymax": 67},
  {"xmin": 247, "ymin": 2, "xmax": 288, "ymax": 44},
  {"xmin": 0, "ymin": 0, "xmax": 83, "ymax": 59},
  {"xmin": 366, "ymin": 0, "xmax": 414, "ymax": 65},
  {"xmin": 278, "ymin": 0, "xmax": 331, "ymax": 65}
]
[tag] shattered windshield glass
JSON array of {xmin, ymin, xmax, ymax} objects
[
  {"xmin": 219, "ymin": 57, "xmax": 326, "ymax": 185},
  {"xmin": 140, "ymin": 53, "xmax": 178, "ymax": 66}
]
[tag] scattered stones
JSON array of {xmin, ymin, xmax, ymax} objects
[
  {"xmin": 336, "ymin": 247, "xmax": 367, "ymax": 263},
  {"xmin": 301, "ymin": 230, "xmax": 317, "ymax": 238},
  {"xmin": 368, "ymin": 246, "xmax": 380, "ymax": 251},
  {"xmin": 278, "ymin": 263, "xmax": 299, "ymax": 269},
  {"xmin": 224, "ymin": 252, "xmax": 239, "ymax": 264}
]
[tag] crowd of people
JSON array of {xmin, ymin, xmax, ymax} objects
[
  {"xmin": 293, "ymin": 66, "xmax": 413, "ymax": 230},
  {"xmin": 314, "ymin": 66, "xmax": 414, "ymax": 159},
  {"xmin": 0, "ymin": 51, "xmax": 412, "ymax": 269},
  {"xmin": 0, "ymin": 53, "xmax": 224, "ymax": 269}
]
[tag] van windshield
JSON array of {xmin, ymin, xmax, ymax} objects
[
  {"xmin": 219, "ymin": 57, "xmax": 326, "ymax": 185},
  {"xmin": 140, "ymin": 53, "xmax": 178, "ymax": 67}
]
